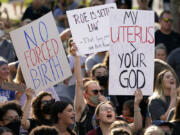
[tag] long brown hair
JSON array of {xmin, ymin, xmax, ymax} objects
[
  {"xmin": 171, "ymin": 98, "xmax": 180, "ymax": 121},
  {"xmin": 14, "ymin": 65, "xmax": 25, "ymax": 84}
]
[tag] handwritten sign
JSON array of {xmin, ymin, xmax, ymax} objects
[
  {"xmin": 10, "ymin": 12, "xmax": 72, "ymax": 92},
  {"xmin": 67, "ymin": 3, "xmax": 117, "ymax": 55},
  {"xmin": 109, "ymin": 10, "xmax": 154, "ymax": 96}
]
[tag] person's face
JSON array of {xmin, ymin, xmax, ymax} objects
[
  {"xmin": 138, "ymin": 0, "xmax": 149, "ymax": 9},
  {"xmin": 163, "ymin": 71, "xmax": 176, "ymax": 90},
  {"xmin": 86, "ymin": 82, "xmax": 103, "ymax": 97},
  {"xmin": 155, "ymin": 49, "xmax": 167, "ymax": 61},
  {"xmin": 94, "ymin": 67, "xmax": 108, "ymax": 78},
  {"xmin": 1, "ymin": 132, "xmax": 13, "ymax": 135},
  {"xmin": 122, "ymin": 105, "xmax": 131, "ymax": 117},
  {"xmin": 59, "ymin": 104, "xmax": 75, "ymax": 125},
  {"xmin": 40, "ymin": 95, "xmax": 53, "ymax": 110},
  {"xmin": 160, "ymin": 13, "xmax": 173, "ymax": 32},
  {"xmin": 97, "ymin": 103, "xmax": 116, "ymax": 124},
  {"xmin": 0, "ymin": 64, "xmax": 9, "ymax": 81},
  {"xmin": 2, "ymin": 109, "xmax": 20, "ymax": 125}
]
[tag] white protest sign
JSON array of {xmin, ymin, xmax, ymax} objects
[
  {"xmin": 109, "ymin": 10, "xmax": 154, "ymax": 96},
  {"xmin": 10, "ymin": 12, "xmax": 72, "ymax": 92},
  {"xmin": 67, "ymin": 3, "xmax": 117, "ymax": 55}
]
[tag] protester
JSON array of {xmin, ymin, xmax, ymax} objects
[
  {"xmin": 0, "ymin": 57, "xmax": 15, "ymax": 102},
  {"xmin": 73, "ymin": 42, "xmax": 107, "ymax": 135},
  {"xmin": 167, "ymin": 47, "xmax": 180, "ymax": 82},
  {"xmin": 21, "ymin": 91, "xmax": 55, "ymax": 133},
  {"xmin": 110, "ymin": 121, "xmax": 132, "ymax": 135},
  {"xmin": 0, "ymin": 127, "xmax": 14, "ymax": 135},
  {"xmin": 85, "ymin": 52, "xmax": 106, "ymax": 75},
  {"xmin": 154, "ymin": 59, "xmax": 179, "ymax": 88},
  {"xmin": 155, "ymin": 10, "xmax": 180, "ymax": 55},
  {"xmin": 29, "ymin": 126, "xmax": 59, "ymax": 135},
  {"xmin": 148, "ymin": 69, "xmax": 178, "ymax": 121},
  {"xmin": 51, "ymin": 101, "xmax": 76, "ymax": 135},
  {"xmin": 0, "ymin": 101, "xmax": 23, "ymax": 135},
  {"xmin": 90, "ymin": 64, "xmax": 108, "ymax": 94},
  {"xmin": 121, "ymin": 100, "xmax": 134, "ymax": 123},
  {"xmin": 137, "ymin": 0, "xmax": 159, "ymax": 22},
  {"xmin": 155, "ymin": 43, "xmax": 167, "ymax": 62},
  {"xmin": 53, "ymin": 0, "xmax": 68, "ymax": 34},
  {"xmin": 87, "ymin": 89, "xmax": 143, "ymax": 135},
  {"xmin": 0, "ymin": 22, "xmax": 16, "ymax": 63},
  {"xmin": 152, "ymin": 120, "xmax": 174, "ymax": 135},
  {"xmin": 21, "ymin": 0, "xmax": 50, "ymax": 21}
]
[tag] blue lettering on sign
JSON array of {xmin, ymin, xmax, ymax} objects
[
  {"xmin": 29, "ymin": 56, "xmax": 64, "ymax": 90},
  {"xmin": 24, "ymin": 21, "xmax": 48, "ymax": 49}
]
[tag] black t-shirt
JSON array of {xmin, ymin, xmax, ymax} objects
[
  {"xmin": 155, "ymin": 30, "xmax": 180, "ymax": 54},
  {"xmin": 28, "ymin": 118, "xmax": 52, "ymax": 133},
  {"xmin": 22, "ymin": 5, "xmax": 50, "ymax": 21},
  {"xmin": 172, "ymin": 121, "xmax": 180, "ymax": 135},
  {"xmin": 76, "ymin": 104, "xmax": 95, "ymax": 135}
]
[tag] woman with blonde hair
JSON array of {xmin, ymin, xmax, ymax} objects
[{"xmin": 148, "ymin": 69, "xmax": 178, "ymax": 121}]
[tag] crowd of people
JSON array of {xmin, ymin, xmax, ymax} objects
[{"xmin": 0, "ymin": 0, "xmax": 180, "ymax": 135}]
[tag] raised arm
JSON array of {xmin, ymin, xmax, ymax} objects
[
  {"xmin": 129, "ymin": 89, "xmax": 143, "ymax": 133},
  {"xmin": 160, "ymin": 85, "xmax": 177, "ymax": 121},
  {"xmin": 21, "ymin": 88, "xmax": 35, "ymax": 130},
  {"xmin": 73, "ymin": 43, "xmax": 86, "ymax": 121}
]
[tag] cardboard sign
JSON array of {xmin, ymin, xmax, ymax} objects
[
  {"xmin": 1, "ymin": 82, "xmax": 26, "ymax": 91},
  {"xmin": 67, "ymin": 3, "xmax": 117, "ymax": 55},
  {"xmin": 10, "ymin": 12, "xmax": 72, "ymax": 92},
  {"xmin": 109, "ymin": 10, "xmax": 154, "ymax": 95}
]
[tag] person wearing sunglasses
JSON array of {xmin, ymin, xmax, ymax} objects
[
  {"xmin": 155, "ymin": 10, "xmax": 180, "ymax": 55},
  {"xmin": 72, "ymin": 43, "xmax": 107, "ymax": 135},
  {"xmin": 21, "ymin": 90, "xmax": 55, "ymax": 133}
]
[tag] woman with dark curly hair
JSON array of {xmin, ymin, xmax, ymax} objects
[
  {"xmin": 29, "ymin": 125, "xmax": 59, "ymax": 135},
  {"xmin": 51, "ymin": 101, "xmax": 76, "ymax": 135},
  {"xmin": 21, "ymin": 90, "xmax": 55, "ymax": 133},
  {"xmin": 0, "ymin": 127, "xmax": 14, "ymax": 135},
  {"xmin": 0, "ymin": 101, "xmax": 23, "ymax": 135}
]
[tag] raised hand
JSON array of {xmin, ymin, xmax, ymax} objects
[
  {"xmin": 134, "ymin": 89, "xmax": 143, "ymax": 106},
  {"xmin": 25, "ymin": 88, "xmax": 35, "ymax": 100}
]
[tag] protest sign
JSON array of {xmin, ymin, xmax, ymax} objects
[
  {"xmin": 1, "ymin": 82, "xmax": 26, "ymax": 92},
  {"xmin": 67, "ymin": 3, "xmax": 117, "ymax": 55},
  {"xmin": 10, "ymin": 12, "xmax": 72, "ymax": 92},
  {"xmin": 109, "ymin": 10, "xmax": 154, "ymax": 95}
]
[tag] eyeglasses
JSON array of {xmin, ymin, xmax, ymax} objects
[
  {"xmin": 163, "ymin": 18, "xmax": 173, "ymax": 23},
  {"xmin": 92, "ymin": 89, "xmax": 104, "ymax": 95},
  {"xmin": 41, "ymin": 99, "xmax": 55, "ymax": 106},
  {"xmin": 100, "ymin": 106, "xmax": 115, "ymax": 112}
]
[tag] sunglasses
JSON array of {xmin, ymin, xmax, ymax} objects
[
  {"xmin": 92, "ymin": 89, "xmax": 104, "ymax": 95},
  {"xmin": 163, "ymin": 18, "xmax": 173, "ymax": 23},
  {"xmin": 41, "ymin": 99, "xmax": 55, "ymax": 105}
]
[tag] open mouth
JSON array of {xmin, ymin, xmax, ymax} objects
[
  {"xmin": 107, "ymin": 114, "xmax": 112, "ymax": 118},
  {"xmin": 170, "ymin": 81, "xmax": 175, "ymax": 85},
  {"xmin": 71, "ymin": 116, "xmax": 74, "ymax": 120}
]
